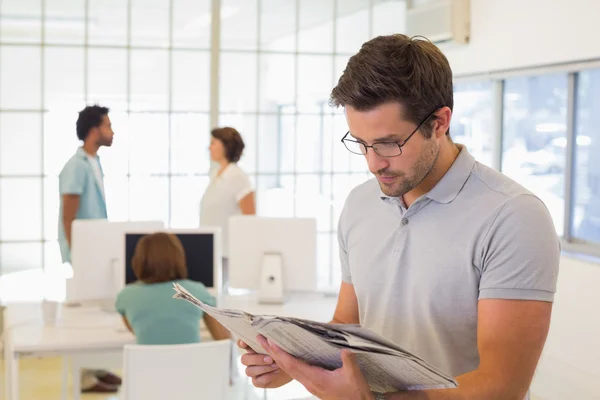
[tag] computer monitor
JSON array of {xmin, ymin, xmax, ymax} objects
[
  {"xmin": 122, "ymin": 228, "xmax": 222, "ymax": 296},
  {"xmin": 68, "ymin": 219, "xmax": 165, "ymax": 304},
  {"xmin": 228, "ymin": 216, "xmax": 317, "ymax": 304}
]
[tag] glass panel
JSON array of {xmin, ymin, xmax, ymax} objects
[
  {"xmin": 221, "ymin": 0, "xmax": 257, "ymax": 50},
  {"xmin": 130, "ymin": 50, "xmax": 169, "ymax": 112},
  {"xmin": 128, "ymin": 113, "xmax": 169, "ymax": 174},
  {"xmin": 372, "ymin": 0, "xmax": 407, "ymax": 37},
  {"xmin": 0, "ymin": 46, "xmax": 41, "ymax": 109},
  {"xmin": 129, "ymin": 177, "xmax": 169, "ymax": 224},
  {"xmin": 257, "ymin": 114, "xmax": 295, "ymax": 173},
  {"xmin": 43, "ymin": 177, "xmax": 59, "ymax": 240},
  {"xmin": 331, "ymin": 231, "xmax": 342, "ymax": 286},
  {"xmin": 0, "ymin": 113, "xmax": 42, "ymax": 175},
  {"xmin": 502, "ymin": 74, "xmax": 568, "ymax": 236},
  {"xmin": 43, "ymin": 111, "xmax": 81, "ymax": 176},
  {"xmin": 172, "ymin": 0, "xmax": 211, "ymax": 49},
  {"xmin": 259, "ymin": 54, "xmax": 295, "ymax": 112},
  {"xmin": 321, "ymin": 113, "xmax": 335, "ymax": 174},
  {"xmin": 45, "ymin": 0, "xmax": 85, "ymax": 44},
  {"xmin": 131, "ymin": 0, "xmax": 169, "ymax": 47},
  {"xmin": 317, "ymin": 233, "xmax": 332, "ymax": 288},
  {"xmin": 572, "ymin": 69, "xmax": 600, "ymax": 243},
  {"xmin": 45, "ymin": 47, "xmax": 85, "ymax": 110},
  {"xmin": 105, "ymin": 175, "xmax": 129, "ymax": 221},
  {"xmin": 88, "ymin": 0, "xmax": 127, "ymax": 45},
  {"xmin": 220, "ymin": 52, "xmax": 258, "ymax": 113},
  {"xmin": 260, "ymin": 0, "xmax": 296, "ymax": 51},
  {"xmin": 256, "ymin": 175, "xmax": 294, "ymax": 217},
  {"xmin": 296, "ymin": 175, "xmax": 332, "ymax": 232},
  {"xmin": 170, "ymin": 176, "xmax": 209, "ymax": 228},
  {"xmin": 0, "ymin": 243, "xmax": 43, "ymax": 274},
  {"xmin": 297, "ymin": 55, "xmax": 333, "ymax": 113},
  {"xmin": 87, "ymin": 49, "xmax": 127, "ymax": 111},
  {"xmin": 298, "ymin": 0, "xmax": 334, "ymax": 53},
  {"xmin": 172, "ymin": 51, "xmax": 210, "ymax": 112},
  {"xmin": 171, "ymin": 113, "xmax": 210, "ymax": 174},
  {"xmin": 218, "ymin": 114, "xmax": 257, "ymax": 174},
  {"xmin": 295, "ymin": 115, "xmax": 323, "ymax": 173},
  {"xmin": 452, "ymin": 81, "xmax": 495, "ymax": 167},
  {"xmin": 0, "ymin": 178, "xmax": 42, "ymax": 240},
  {"xmin": 332, "ymin": 113, "xmax": 351, "ymax": 172},
  {"xmin": 257, "ymin": 115, "xmax": 278, "ymax": 173},
  {"xmin": 0, "ymin": 0, "xmax": 42, "ymax": 43},
  {"xmin": 336, "ymin": 3, "xmax": 370, "ymax": 54},
  {"xmin": 97, "ymin": 111, "xmax": 129, "ymax": 177}
]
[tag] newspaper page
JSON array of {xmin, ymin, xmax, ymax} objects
[{"xmin": 172, "ymin": 283, "xmax": 458, "ymax": 393}]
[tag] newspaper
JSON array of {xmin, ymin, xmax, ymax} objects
[{"xmin": 172, "ymin": 283, "xmax": 457, "ymax": 393}]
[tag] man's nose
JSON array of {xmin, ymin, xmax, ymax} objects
[{"xmin": 366, "ymin": 149, "xmax": 389, "ymax": 173}]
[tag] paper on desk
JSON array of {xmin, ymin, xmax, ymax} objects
[{"xmin": 172, "ymin": 283, "xmax": 457, "ymax": 393}]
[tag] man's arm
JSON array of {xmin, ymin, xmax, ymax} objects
[
  {"xmin": 62, "ymin": 194, "xmax": 80, "ymax": 247},
  {"xmin": 385, "ymin": 298, "xmax": 552, "ymax": 400},
  {"xmin": 203, "ymin": 313, "xmax": 232, "ymax": 340},
  {"xmin": 331, "ymin": 281, "xmax": 360, "ymax": 324}
]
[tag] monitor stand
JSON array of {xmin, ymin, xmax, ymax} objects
[{"xmin": 258, "ymin": 252, "xmax": 285, "ymax": 304}]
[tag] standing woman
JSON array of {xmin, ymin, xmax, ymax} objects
[{"xmin": 200, "ymin": 127, "xmax": 256, "ymax": 291}]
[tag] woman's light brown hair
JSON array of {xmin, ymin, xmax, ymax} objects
[
  {"xmin": 132, "ymin": 232, "xmax": 188, "ymax": 284},
  {"xmin": 211, "ymin": 127, "xmax": 245, "ymax": 162}
]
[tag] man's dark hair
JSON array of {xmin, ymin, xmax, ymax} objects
[
  {"xmin": 76, "ymin": 105, "xmax": 109, "ymax": 141},
  {"xmin": 211, "ymin": 127, "xmax": 245, "ymax": 163},
  {"xmin": 330, "ymin": 34, "xmax": 454, "ymax": 138}
]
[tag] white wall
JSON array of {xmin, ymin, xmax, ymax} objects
[
  {"xmin": 441, "ymin": 0, "xmax": 600, "ymax": 76},
  {"xmin": 531, "ymin": 256, "xmax": 600, "ymax": 399}
]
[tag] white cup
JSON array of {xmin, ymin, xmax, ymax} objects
[{"xmin": 42, "ymin": 300, "xmax": 61, "ymax": 326}]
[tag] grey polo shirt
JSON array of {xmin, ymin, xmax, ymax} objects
[{"xmin": 338, "ymin": 146, "xmax": 560, "ymax": 383}]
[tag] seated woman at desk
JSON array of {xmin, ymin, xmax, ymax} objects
[{"xmin": 115, "ymin": 232, "xmax": 230, "ymax": 344}]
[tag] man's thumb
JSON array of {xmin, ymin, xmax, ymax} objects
[{"xmin": 341, "ymin": 349, "xmax": 360, "ymax": 371}]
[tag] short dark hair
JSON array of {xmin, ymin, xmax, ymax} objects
[
  {"xmin": 211, "ymin": 127, "xmax": 245, "ymax": 162},
  {"xmin": 131, "ymin": 232, "xmax": 188, "ymax": 284},
  {"xmin": 76, "ymin": 105, "xmax": 109, "ymax": 141},
  {"xmin": 330, "ymin": 34, "xmax": 453, "ymax": 138}
]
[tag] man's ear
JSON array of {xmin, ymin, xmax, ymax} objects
[{"xmin": 434, "ymin": 106, "xmax": 452, "ymax": 138}]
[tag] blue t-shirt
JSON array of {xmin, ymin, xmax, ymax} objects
[{"xmin": 115, "ymin": 279, "xmax": 216, "ymax": 345}]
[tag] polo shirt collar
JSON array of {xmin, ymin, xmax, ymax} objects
[
  {"xmin": 424, "ymin": 144, "xmax": 475, "ymax": 204},
  {"xmin": 378, "ymin": 144, "xmax": 475, "ymax": 204}
]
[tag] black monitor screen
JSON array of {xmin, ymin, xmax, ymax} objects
[{"xmin": 125, "ymin": 233, "xmax": 215, "ymax": 287}]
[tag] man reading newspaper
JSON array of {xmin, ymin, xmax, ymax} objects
[{"xmin": 236, "ymin": 34, "xmax": 560, "ymax": 400}]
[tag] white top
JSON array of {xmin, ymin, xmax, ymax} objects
[
  {"xmin": 86, "ymin": 153, "xmax": 105, "ymax": 199},
  {"xmin": 200, "ymin": 163, "xmax": 253, "ymax": 257}
]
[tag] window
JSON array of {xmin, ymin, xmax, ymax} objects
[
  {"xmin": 0, "ymin": 0, "xmax": 212, "ymax": 285},
  {"xmin": 502, "ymin": 74, "xmax": 568, "ymax": 236},
  {"xmin": 452, "ymin": 82, "xmax": 495, "ymax": 167},
  {"xmin": 572, "ymin": 69, "xmax": 600, "ymax": 244}
]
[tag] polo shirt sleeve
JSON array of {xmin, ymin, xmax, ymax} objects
[
  {"xmin": 479, "ymin": 194, "xmax": 560, "ymax": 302},
  {"xmin": 59, "ymin": 159, "xmax": 86, "ymax": 195},
  {"xmin": 229, "ymin": 171, "xmax": 253, "ymax": 202},
  {"xmin": 338, "ymin": 203, "xmax": 352, "ymax": 284}
]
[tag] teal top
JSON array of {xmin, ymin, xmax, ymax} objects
[
  {"xmin": 58, "ymin": 147, "xmax": 108, "ymax": 263},
  {"xmin": 115, "ymin": 279, "xmax": 216, "ymax": 345}
]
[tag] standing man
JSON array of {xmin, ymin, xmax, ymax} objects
[
  {"xmin": 239, "ymin": 35, "xmax": 560, "ymax": 400},
  {"xmin": 58, "ymin": 105, "xmax": 122, "ymax": 393}
]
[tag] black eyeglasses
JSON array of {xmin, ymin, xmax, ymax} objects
[{"xmin": 341, "ymin": 108, "xmax": 440, "ymax": 157}]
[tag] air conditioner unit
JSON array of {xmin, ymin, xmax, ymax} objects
[{"xmin": 406, "ymin": 0, "xmax": 470, "ymax": 45}]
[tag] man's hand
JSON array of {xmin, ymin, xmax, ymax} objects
[
  {"xmin": 238, "ymin": 340, "xmax": 293, "ymax": 389},
  {"xmin": 257, "ymin": 335, "xmax": 374, "ymax": 400}
]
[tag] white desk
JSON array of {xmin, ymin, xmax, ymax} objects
[{"xmin": 3, "ymin": 293, "xmax": 337, "ymax": 400}]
